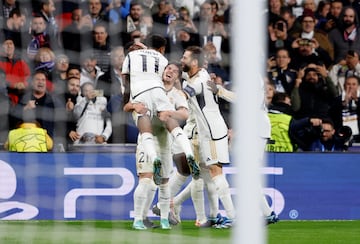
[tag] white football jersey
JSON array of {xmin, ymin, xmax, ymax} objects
[
  {"xmin": 122, "ymin": 49, "xmax": 169, "ymax": 98},
  {"xmin": 183, "ymin": 68, "xmax": 228, "ymax": 140}
]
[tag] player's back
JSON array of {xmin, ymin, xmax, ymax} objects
[{"xmin": 122, "ymin": 49, "xmax": 168, "ymax": 97}]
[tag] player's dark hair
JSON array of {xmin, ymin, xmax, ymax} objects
[
  {"xmin": 144, "ymin": 34, "xmax": 167, "ymax": 50},
  {"xmin": 185, "ymin": 46, "xmax": 205, "ymax": 67}
]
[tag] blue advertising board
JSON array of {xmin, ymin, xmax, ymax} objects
[{"xmin": 0, "ymin": 152, "xmax": 359, "ymax": 220}]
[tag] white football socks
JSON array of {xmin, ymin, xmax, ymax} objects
[
  {"xmin": 169, "ymin": 172, "xmax": 188, "ymax": 198},
  {"xmin": 142, "ymin": 180, "xmax": 158, "ymax": 219},
  {"xmin": 191, "ymin": 178, "xmax": 207, "ymax": 223},
  {"xmin": 213, "ymin": 174, "xmax": 235, "ymax": 219},
  {"xmin": 159, "ymin": 182, "xmax": 170, "ymax": 219},
  {"xmin": 202, "ymin": 167, "xmax": 219, "ymax": 219},
  {"xmin": 133, "ymin": 178, "xmax": 151, "ymax": 222},
  {"xmin": 261, "ymin": 195, "xmax": 272, "ymax": 217}
]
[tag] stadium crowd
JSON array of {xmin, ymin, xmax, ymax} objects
[{"xmin": 0, "ymin": 0, "xmax": 359, "ymax": 153}]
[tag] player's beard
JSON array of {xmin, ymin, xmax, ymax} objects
[{"xmin": 182, "ymin": 64, "xmax": 190, "ymax": 72}]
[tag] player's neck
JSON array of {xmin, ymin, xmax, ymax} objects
[{"xmin": 188, "ymin": 67, "xmax": 201, "ymax": 78}]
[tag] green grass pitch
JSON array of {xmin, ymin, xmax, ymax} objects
[{"xmin": 0, "ymin": 220, "xmax": 359, "ymax": 243}]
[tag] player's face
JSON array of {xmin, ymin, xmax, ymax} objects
[
  {"xmin": 163, "ymin": 64, "xmax": 179, "ymax": 84},
  {"xmin": 180, "ymin": 51, "xmax": 193, "ymax": 73}
]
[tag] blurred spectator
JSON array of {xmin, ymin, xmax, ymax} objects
[
  {"xmin": 168, "ymin": 27, "xmax": 201, "ymax": 60},
  {"xmin": 51, "ymin": 54, "xmax": 70, "ymax": 97},
  {"xmin": 92, "ymin": 22, "xmax": 112, "ymax": 73},
  {"xmin": 195, "ymin": 1, "xmax": 229, "ymax": 45},
  {"xmin": 0, "ymin": 69, "xmax": 9, "ymax": 142},
  {"xmin": 303, "ymin": 0, "xmax": 317, "ymax": 12},
  {"xmin": 329, "ymin": 6, "xmax": 360, "ymax": 63},
  {"xmin": 265, "ymin": 78, "xmax": 276, "ymax": 107},
  {"xmin": 84, "ymin": 0, "xmax": 109, "ymax": 25},
  {"xmin": 64, "ymin": 76, "xmax": 81, "ymax": 147},
  {"xmin": 27, "ymin": 14, "xmax": 51, "ymax": 60},
  {"xmin": 268, "ymin": 17, "xmax": 294, "ymax": 57},
  {"xmin": 328, "ymin": 49, "xmax": 360, "ymax": 95},
  {"xmin": 4, "ymin": 113, "xmax": 53, "ymax": 152},
  {"xmin": 1, "ymin": 0, "xmax": 19, "ymax": 19},
  {"xmin": 97, "ymin": 46, "xmax": 124, "ymax": 101},
  {"xmin": 0, "ymin": 36, "xmax": 30, "ymax": 106},
  {"xmin": 151, "ymin": 0, "xmax": 173, "ymax": 37},
  {"xmin": 173, "ymin": 0, "xmax": 205, "ymax": 18},
  {"xmin": 177, "ymin": 6, "xmax": 198, "ymax": 33},
  {"xmin": 309, "ymin": 117, "xmax": 351, "ymax": 151},
  {"xmin": 321, "ymin": 0, "xmax": 343, "ymax": 32},
  {"xmin": 36, "ymin": 0, "xmax": 59, "ymax": 47},
  {"xmin": 290, "ymin": 37, "xmax": 333, "ymax": 69},
  {"xmin": 203, "ymin": 41, "xmax": 229, "ymax": 82},
  {"xmin": 66, "ymin": 64, "xmax": 81, "ymax": 79},
  {"xmin": 34, "ymin": 47, "xmax": 56, "ymax": 92},
  {"xmin": 267, "ymin": 0, "xmax": 285, "ymax": 24},
  {"xmin": 11, "ymin": 70, "xmax": 59, "ymax": 138},
  {"xmin": 2, "ymin": 8, "xmax": 29, "ymax": 51},
  {"xmin": 73, "ymin": 82, "xmax": 112, "ymax": 144},
  {"xmin": 80, "ymin": 50, "xmax": 104, "ymax": 87},
  {"xmin": 292, "ymin": 8, "xmax": 334, "ymax": 60},
  {"xmin": 61, "ymin": 6, "xmax": 93, "ymax": 65},
  {"xmin": 98, "ymin": 46, "xmax": 127, "ymax": 143},
  {"xmin": 315, "ymin": 0, "xmax": 331, "ymax": 30},
  {"xmin": 280, "ymin": 6, "xmax": 300, "ymax": 37},
  {"xmin": 107, "ymin": 0, "xmax": 131, "ymax": 24},
  {"xmin": 267, "ymin": 48, "xmax": 297, "ymax": 95},
  {"xmin": 291, "ymin": 64, "xmax": 338, "ymax": 120},
  {"xmin": 121, "ymin": 1, "xmax": 151, "ymax": 44},
  {"xmin": 331, "ymin": 75, "xmax": 360, "ymax": 140}
]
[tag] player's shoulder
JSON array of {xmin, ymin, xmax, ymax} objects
[
  {"xmin": 171, "ymin": 87, "xmax": 187, "ymax": 98},
  {"xmin": 198, "ymin": 68, "xmax": 211, "ymax": 79}
]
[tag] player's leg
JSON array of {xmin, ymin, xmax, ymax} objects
[
  {"xmin": 133, "ymin": 138, "xmax": 157, "ymax": 230},
  {"xmin": 259, "ymin": 138, "xmax": 279, "ymax": 224},
  {"xmin": 165, "ymin": 118, "xmax": 200, "ymax": 179},
  {"xmin": 142, "ymin": 180, "xmax": 158, "ymax": 228},
  {"xmin": 201, "ymin": 164, "xmax": 221, "ymax": 227},
  {"xmin": 204, "ymin": 138, "xmax": 235, "ymax": 228},
  {"xmin": 133, "ymin": 94, "xmax": 162, "ymax": 185},
  {"xmin": 157, "ymin": 141, "xmax": 173, "ymax": 229},
  {"xmin": 155, "ymin": 91, "xmax": 200, "ymax": 179},
  {"xmin": 169, "ymin": 153, "xmax": 190, "ymax": 197}
]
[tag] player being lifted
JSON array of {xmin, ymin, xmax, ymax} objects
[{"xmin": 121, "ymin": 35, "xmax": 200, "ymax": 229}]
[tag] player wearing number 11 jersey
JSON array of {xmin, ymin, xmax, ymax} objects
[{"xmin": 122, "ymin": 35, "xmax": 200, "ymax": 230}]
